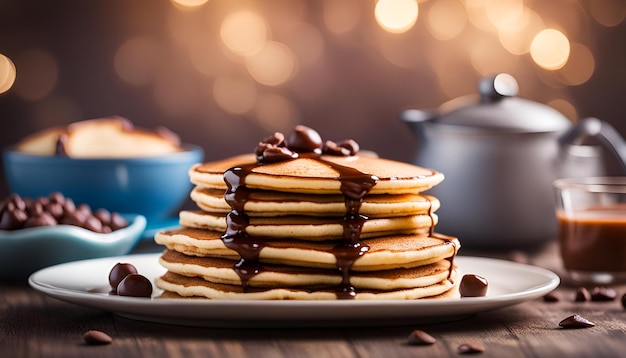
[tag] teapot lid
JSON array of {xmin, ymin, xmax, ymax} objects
[{"xmin": 435, "ymin": 74, "xmax": 571, "ymax": 133}]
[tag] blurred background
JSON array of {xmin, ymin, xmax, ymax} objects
[{"xmin": 0, "ymin": 0, "xmax": 624, "ymax": 196}]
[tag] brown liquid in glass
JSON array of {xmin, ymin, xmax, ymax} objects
[{"xmin": 558, "ymin": 205, "xmax": 626, "ymax": 272}]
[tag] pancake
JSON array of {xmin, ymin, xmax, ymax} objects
[
  {"xmin": 189, "ymin": 153, "xmax": 444, "ymax": 195},
  {"xmin": 159, "ymin": 249, "xmax": 454, "ymax": 290},
  {"xmin": 179, "ymin": 210, "xmax": 437, "ymax": 240},
  {"xmin": 154, "ymin": 228, "xmax": 460, "ymax": 271},
  {"xmin": 190, "ymin": 186, "xmax": 440, "ymax": 218},
  {"xmin": 155, "ymin": 270, "xmax": 458, "ymax": 300}
]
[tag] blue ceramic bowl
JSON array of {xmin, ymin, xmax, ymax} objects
[
  {"xmin": 0, "ymin": 214, "xmax": 146, "ymax": 281},
  {"xmin": 2, "ymin": 145, "xmax": 203, "ymax": 227}
]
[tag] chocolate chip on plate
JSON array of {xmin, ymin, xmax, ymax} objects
[
  {"xmin": 116, "ymin": 273, "xmax": 153, "ymax": 298},
  {"xmin": 109, "ymin": 263, "xmax": 139, "ymax": 292},
  {"xmin": 459, "ymin": 274, "xmax": 488, "ymax": 297},
  {"xmin": 558, "ymin": 314, "xmax": 595, "ymax": 329},
  {"xmin": 83, "ymin": 330, "xmax": 113, "ymax": 345},
  {"xmin": 457, "ymin": 341, "xmax": 485, "ymax": 354},
  {"xmin": 407, "ymin": 329, "xmax": 437, "ymax": 345}
]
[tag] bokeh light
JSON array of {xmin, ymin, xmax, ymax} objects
[
  {"xmin": 246, "ymin": 41, "xmax": 296, "ymax": 86},
  {"xmin": 114, "ymin": 36, "xmax": 165, "ymax": 86},
  {"xmin": 212, "ymin": 74, "xmax": 257, "ymax": 114},
  {"xmin": 589, "ymin": 0, "xmax": 626, "ymax": 27},
  {"xmin": 220, "ymin": 11, "xmax": 268, "ymax": 57},
  {"xmin": 530, "ymin": 29, "xmax": 570, "ymax": 70},
  {"xmin": 485, "ymin": 0, "xmax": 525, "ymax": 31},
  {"xmin": 323, "ymin": 0, "xmax": 361, "ymax": 34},
  {"xmin": 426, "ymin": 0, "xmax": 467, "ymax": 41},
  {"xmin": 170, "ymin": 0, "xmax": 209, "ymax": 8},
  {"xmin": 497, "ymin": 8, "xmax": 545, "ymax": 55},
  {"xmin": 375, "ymin": 0, "xmax": 419, "ymax": 34},
  {"xmin": 556, "ymin": 42, "xmax": 595, "ymax": 86},
  {"xmin": 254, "ymin": 93, "xmax": 300, "ymax": 132},
  {"xmin": 548, "ymin": 98, "xmax": 577, "ymax": 121},
  {"xmin": 13, "ymin": 49, "xmax": 58, "ymax": 101},
  {"xmin": 0, "ymin": 53, "xmax": 17, "ymax": 95}
]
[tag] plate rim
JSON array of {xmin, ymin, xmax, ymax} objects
[{"xmin": 28, "ymin": 253, "xmax": 560, "ymax": 327}]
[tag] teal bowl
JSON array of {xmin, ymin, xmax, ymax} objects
[
  {"xmin": 0, "ymin": 214, "xmax": 146, "ymax": 282},
  {"xmin": 2, "ymin": 145, "xmax": 203, "ymax": 227}
]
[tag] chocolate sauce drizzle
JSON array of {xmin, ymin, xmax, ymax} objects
[{"xmin": 221, "ymin": 126, "xmax": 450, "ymax": 298}]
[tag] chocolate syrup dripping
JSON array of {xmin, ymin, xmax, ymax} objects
[{"xmin": 221, "ymin": 153, "xmax": 378, "ymax": 298}]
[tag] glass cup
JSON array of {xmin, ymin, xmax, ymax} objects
[{"xmin": 553, "ymin": 177, "xmax": 626, "ymax": 284}]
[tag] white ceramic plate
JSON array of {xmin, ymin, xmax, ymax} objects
[{"xmin": 29, "ymin": 254, "xmax": 559, "ymax": 327}]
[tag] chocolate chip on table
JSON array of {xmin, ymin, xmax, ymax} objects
[
  {"xmin": 407, "ymin": 329, "xmax": 437, "ymax": 345},
  {"xmin": 457, "ymin": 341, "xmax": 485, "ymax": 354},
  {"xmin": 590, "ymin": 286, "xmax": 617, "ymax": 302},
  {"xmin": 543, "ymin": 291, "xmax": 561, "ymax": 302},
  {"xmin": 558, "ymin": 314, "xmax": 595, "ymax": 329},
  {"xmin": 83, "ymin": 330, "xmax": 112, "ymax": 345},
  {"xmin": 459, "ymin": 274, "xmax": 488, "ymax": 297},
  {"xmin": 575, "ymin": 287, "xmax": 591, "ymax": 302},
  {"xmin": 109, "ymin": 263, "xmax": 139, "ymax": 292},
  {"xmin": 116, "ymin": 273, "xmax": 153, "ymax": 298}
]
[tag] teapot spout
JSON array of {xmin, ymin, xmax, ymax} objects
[
  {"xmin": 559, "ymin": 117, "xmax": 626, "ymax": 173},
  {"xmin": 398, "ymin": 109, "xmax": 436, "ymax": 141}
]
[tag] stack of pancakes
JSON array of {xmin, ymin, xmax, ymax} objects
[{"xmin": 155, "ymin": 128, "xmax": 460, "ymax": 300}]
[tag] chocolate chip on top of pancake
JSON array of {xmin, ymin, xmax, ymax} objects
[{"xmin": 154, "ymin": 125, "xmax": 460, "ymax": 300}]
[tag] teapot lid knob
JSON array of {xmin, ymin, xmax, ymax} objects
[{"xmin": 478, "ymin": 73, "xmax": 519, "ymax": 103}]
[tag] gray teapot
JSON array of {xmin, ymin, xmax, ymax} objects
[{"xmin": 399, "ymin": 73, "xmax": 626, "ymax": 250}]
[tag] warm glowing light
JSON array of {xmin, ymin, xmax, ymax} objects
[
  {"xmin": 13, "ymin": 49, "xmax": 58, "ymax": 100},
  {"xmin": 426, "ymin": 0, "xmax": 467, "ymax": 41},
  {"xmin": 530, "ymin": 29, "xmax": 570, "ymax": 70},
  {"xmin": 283, "ymin": 23, "xmax": 324, "ymax": 68},
  {"xmin": 557, "ymin": 43, "xmax": 595, "ymax": 86},
  {"xmin": 323, "ymin": 0, "xmax": 361, "ymax": 34},
  {"xmin": 589, "ymin": 0, "xmax": 626, "ymax": 27},
  {"xmin": 213, "ymin": 75, "xmax": 257, "ymax": 114},
  {"xmin": 114, "ymin": 36, "xmax": 164, "ymax": 86},
  {"xmin": 0, "ymin": 53, "xmax": 17, "ymax": 95},
  {"xmin": 254, "ymin": 93, "xmax": 299, "ymax": 132},
  {"xmin": 246, "ymin": 41, "xmax": 296, "ymax": 86},
  {"xmin": 375, "ymin": 0, "xmax": 418, "ymax": 34},
  {"xmin": 220, "ymin": 11, "xmax": 268, "ymax": 57},
  {"xmin": 485, "ymin": 0, "xmax": 524, "ymax": 30},
  {"xmin": 548, "ymin": 98, "xmax": 577, "ymax": 121},
  {"xmin": 465, "ymin": 0, "xmax": 496, "ymax": 32},
  {"xmin": 170, "ymin": 0, "xmax": 209, "ymax": 8},
  {"xmin": 498, "ymin": 9, "xmax": 545, "ymax": 55},
  {"xmin": 189, "ymin": 38, "xmax": 228, "ymax": 78},
  {"xmin": 469, "ymin": 38, "xmax": 519, "ymax": 76}
]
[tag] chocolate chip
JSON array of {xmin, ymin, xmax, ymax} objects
[
  {"xmin": 574, "ymin": 287, "xmax": 591, "ymax": 302},
  {"xmin": 459, "ymin": 274, "xmax": 488, "ymax": 297},
  {"xmin": 23, "ymin": 212, "xmax": 57, "ymax": 228},
  {"xmin": 559, "ymin": 314, "xmax": 595, "ymax": 329},
  {"xmin": 407, "ymin": 329, "xmax": 437, "ymax": 345},
  {"xmin": 117, "ymin": 273, "xmax": 152, "ymax": 298},
  {"xmin": 109, "ymin": 213, "xmax": 128, "ymax": 231},
  {"xmin": 543, "ymin": 291, "xmax": 561, "ymax": 302},
  {"xmin": 0, "ymin": 207, "xmax": 27, "ymax": 230},
  {"xmin": 83, "ymin": 330, "xmax": 112, "ymax": 345},
  {"xmin": 94, "ymin": 208, "xmax": 111, "ymax": 225},
  {"xmin": 260, "ymin": 146, "xmax": 298, "ymax": 163},
  {"xmin": 590, "ymin": 286, "xmax": 617, "ymax": 302},
  {"xmin": 109, "ymin": 263, "xmax": 139, "ymax": 291},
  {"xmin": 287, "ymin": 125, "xmax": 323, "ymax": 154},
  {"xmin": 457, "ymin": 341, "xmax": 485, "ymax": 354}
]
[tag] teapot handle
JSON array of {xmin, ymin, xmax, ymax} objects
[{"xmin": 558, "ymin": 117, "xmax": 626, "ymax": 173}]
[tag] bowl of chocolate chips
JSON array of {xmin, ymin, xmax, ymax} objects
[{"xmin": 0, "ymin": 192, "xmax": 146, "ymax": 282}]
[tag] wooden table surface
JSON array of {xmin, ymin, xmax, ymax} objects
[{"xmin": 2, "ymin": 240, "xmax": 626, "ymax": 358}]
